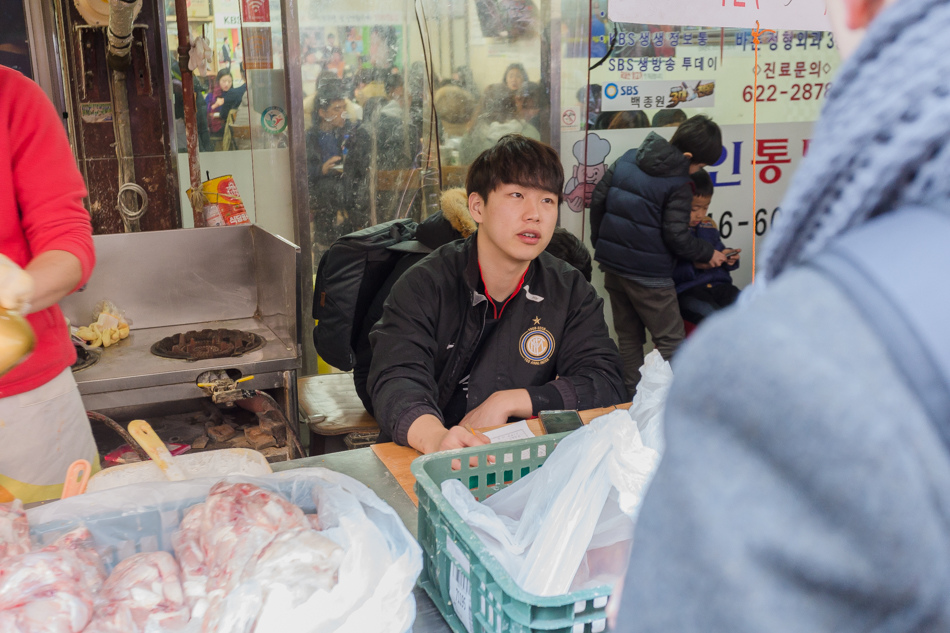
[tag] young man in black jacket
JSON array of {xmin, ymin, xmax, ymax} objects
[
  {"xmin": 368, "ymin": 135, "xmax": 627, "ymax": 454},
  {"xmin": 590, "ymin": 115, "xmax": 726, "ymax": 394}
]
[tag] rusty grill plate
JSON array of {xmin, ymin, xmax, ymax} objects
[{"xmin": 150, "ymin": 329, "xmax": 266, "ymax": 361}]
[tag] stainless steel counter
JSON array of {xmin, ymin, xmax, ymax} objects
[
  {"xmin": 73, "ymin": 316, "xmax": 297, "ymax": 396},
  {"xmin": 273, "ymin": 449, "xmax": 451, "ymax": 633}
]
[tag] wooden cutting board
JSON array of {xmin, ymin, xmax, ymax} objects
[{"xmin": 370, "ymin": 405, "xmax": 631, "ymax": 505}]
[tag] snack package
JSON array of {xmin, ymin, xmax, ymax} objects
[
  {"xmin": 75, "ymin": 301, "xmax": 130, "ymax": 348},
  {"xmin": 187, "ymin": 175, "xmax": 251, "ymax": 227}
]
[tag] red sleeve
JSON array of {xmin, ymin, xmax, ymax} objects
[{"xmin": 8, "ymin": 71, "xmax": 95, "ymax": 288}]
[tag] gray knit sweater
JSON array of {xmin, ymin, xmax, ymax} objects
[
  {"xmin": 618, "ymin": 0, "xmax": 950, "ymax": 627},
  {"xmin": 618, "ymin": 269, "xmax": 950, "ymax": 631}
]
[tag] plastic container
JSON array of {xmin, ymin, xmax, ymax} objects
[
  {"xmin": 411, "ymin": 433, "xmax": 612, "ymax": 633},
  {"xmin": 26, "ymin": 470, "xmax": 420, "ymax": 614},
  {"xmin": 86, "ymin": 448, "xmax": 272, "ymax": 492}
]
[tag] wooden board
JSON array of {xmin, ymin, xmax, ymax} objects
[
  {"xmin": 579, "ymin": 401, "xmax": 632, "ymax": 424},
  {"xmin": 371, "ymin": 443, "xmax": 422, "ymax": 505}
]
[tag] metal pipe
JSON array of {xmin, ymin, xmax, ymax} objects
[
  {"xmin": 174, "ymin": 0, "xmax": 205, "ymax": 227},
  {"xmin": 105, "ymin": 0, "xmax": 147, "ymax": 232},
  {"xmin": 87, "ymin": 410, "xmax": 150, "ymax": 462},
  {"xmin": 106, "ymin": 0, "xmax": 140, "ymax": 71},
  {"xmin": 109, "ymin": 68, "xmax": 144, "ymax": 231},
  {"xmin": 278, "ymin": 0, "xmax": 318, "ymax": 375}
]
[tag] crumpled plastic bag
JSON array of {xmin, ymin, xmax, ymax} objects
[
  {"xmin": 442, "ymin": 350, "xmax": 672, "ymax": 596},
  {"xmin": 628, "ymin": 349, "xmax": 673, "ymax": 455}
]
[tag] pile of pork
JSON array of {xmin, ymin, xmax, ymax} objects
[{"xmin": 0, "ymin": 482, "xmax": 343, "ymax": 633}]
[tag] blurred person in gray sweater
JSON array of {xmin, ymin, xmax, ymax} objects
[{"xmin": 616, "ymin": 0, "xmax": 950, "ymax": 630}]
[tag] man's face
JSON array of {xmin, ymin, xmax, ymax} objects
[
  {"xmin": 470, "ymin": 183, "xmax": 559, "ymax": 268},
  {"xmin": 319, "ymin": 100, "xmax": 346, "ymax": 128},
  {"xmin": 690, "ymin": 195, "xmax": 711, "ymax": 227}
]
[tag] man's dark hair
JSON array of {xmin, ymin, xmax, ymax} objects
[
  {"xmin": 690, "ymin": 169, "xmax": 714, "ymax": 198},
  {"xmin": 466, "ymin": 135, "xmax": 564, "ymax": 205},
  {"xmin": 652, "ymin": 108, "xmax": 687, "ymax": 128},
  {"xmin": 670, "ymin": 114, "xmax": 723, "ymax": 165},
  {"xmin": 545, "ymin": 227, "xmax": 592, "ymax": 281}
]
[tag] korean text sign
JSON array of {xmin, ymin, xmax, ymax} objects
[{"xmin": 609, "ymin": 0, "xmax": 831, "ymax": 32}]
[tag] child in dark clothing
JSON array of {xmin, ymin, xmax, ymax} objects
[
  {"xmin": 590, "ymin": 114, "xmax": 727, "ymax": 394},
  {"xmin": 673, "ymin": 169, "xmax": 741, "ymax": 324}
]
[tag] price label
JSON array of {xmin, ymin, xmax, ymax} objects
[
  {"xmin": 449, "ymin": 563, "xmax": 473, "ymax": 633},
  {"xmin": 446, "ymin": 536, "xmax": 473, "ymax": 633}
]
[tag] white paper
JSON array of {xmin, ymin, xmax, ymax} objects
[
  {"xmin": 481, "ymin": 420, "xmax": 536, "ymax": 444},
  {"xmin": 608, "ymin": 0, "xmax": 831, "ymax": 32}
]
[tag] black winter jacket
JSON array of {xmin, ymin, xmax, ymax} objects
[
  {"xmin": 367, "ymin": 236, "xmax": 628, "ymax": 446},
  {"xmin": 590, "ymin": 132, "xmax": 714, "ymax": 278}
]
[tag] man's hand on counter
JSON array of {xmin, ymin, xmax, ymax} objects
[
  {"xmin": 407, "ymin": 414, "xmax": 490, "ymax": 454},
  {"xmin": 459, "ymin": 389, "xmax": 532, "ymax": 431}
]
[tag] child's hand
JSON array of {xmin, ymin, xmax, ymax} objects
[{"xmin": 709, "ymin": 250, "xmax": 728, "ymax": 267}]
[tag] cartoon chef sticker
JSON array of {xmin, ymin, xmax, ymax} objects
[{"xmin": 563, "ymin": 133, "xmax": 611, "ymax": 213}]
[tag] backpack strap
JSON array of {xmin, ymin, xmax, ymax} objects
[{"xmin": 809, "ymin": 206, "xmax": 950, "ymax": 447}]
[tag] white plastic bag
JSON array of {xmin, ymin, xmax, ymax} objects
[
  {"xmin": 629, "ymin": 349, "xmax": 673, "ymax": 455},
  {"xmin": 442, "ymin": 350, "xmax": 673, "ymax": 597},
  {"xmin": 443, "ymin": 410, "xmax": 656, "ymax": 596},
  {"xmin": 26, "ymin": 468, "xmax": 422, "ymax": 633}
]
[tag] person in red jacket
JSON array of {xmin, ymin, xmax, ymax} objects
[{"xmin": 0, "ymin": 67, "xmax": 98, "ymax": 503}]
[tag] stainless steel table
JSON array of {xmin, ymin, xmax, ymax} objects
[{"xmin": 273, "ymin": 449, "xmax": 451, "ymax": 633}]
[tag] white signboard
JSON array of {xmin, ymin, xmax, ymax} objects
[{"xmin": 608, "ymin": 0, "xmax": 832, "ymax": 33}]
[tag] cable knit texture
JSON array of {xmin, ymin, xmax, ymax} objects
[{"xmin": 759, "ymin": 0, "xmax": 950, "ymax": 285}]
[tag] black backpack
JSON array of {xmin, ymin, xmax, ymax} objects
[{"xmin": 313, "ymin": 219, "xmax": 418, "ymax": 371}]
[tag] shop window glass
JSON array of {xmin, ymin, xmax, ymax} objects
[
  {"xmin": 297, "ymin": 0, "xmax": 555, "ymax": 266},
  {"xmin": 559, "ymin": 7, "xmax": 841, "ymax": 290},
  {"xmin": 165, "ymin": 0, "xmax": 296, "ymax": 242}
]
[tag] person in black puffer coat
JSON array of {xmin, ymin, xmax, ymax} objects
[{"xmin": 589, "ymin": 115, "xmax": 726, "ymax": 394}]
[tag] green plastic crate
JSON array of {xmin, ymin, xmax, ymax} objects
[{"xmin": 412, "ymin": 433, "xmax": 611, "ymax": 633}]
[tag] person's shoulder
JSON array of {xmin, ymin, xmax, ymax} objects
[
  {"xmin": 533, "ymin": 251, "xmax": 593, "ymax": 294},
  {"xmin": 400, "ymin": 239, "xmax": 468, "ymax": 283},
  {"xmin": 0, "ymin": 67, "xmax": 45, "ymax": 108},
  {"xmin": 672, "ymin": 267, "xmax": 903, "ymax": 425}
]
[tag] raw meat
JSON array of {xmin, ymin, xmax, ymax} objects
[
  {"xmin": 42, "ymin": 526, "xmax": 106, "ymax": 594},
  {"xmin": 0, "ymin": 526, "xmax": 105, "ymax": 633},
  {"xmin": 171, "ymin": 482, "xmax": 342, "ymax": 631},
  {"xmin": 84, "ymin": 551, "xmax": 189, "ymax": 633},
  {"xmin": 0, "ymin": 500, "xmax": 30, "ymax": 561}
]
